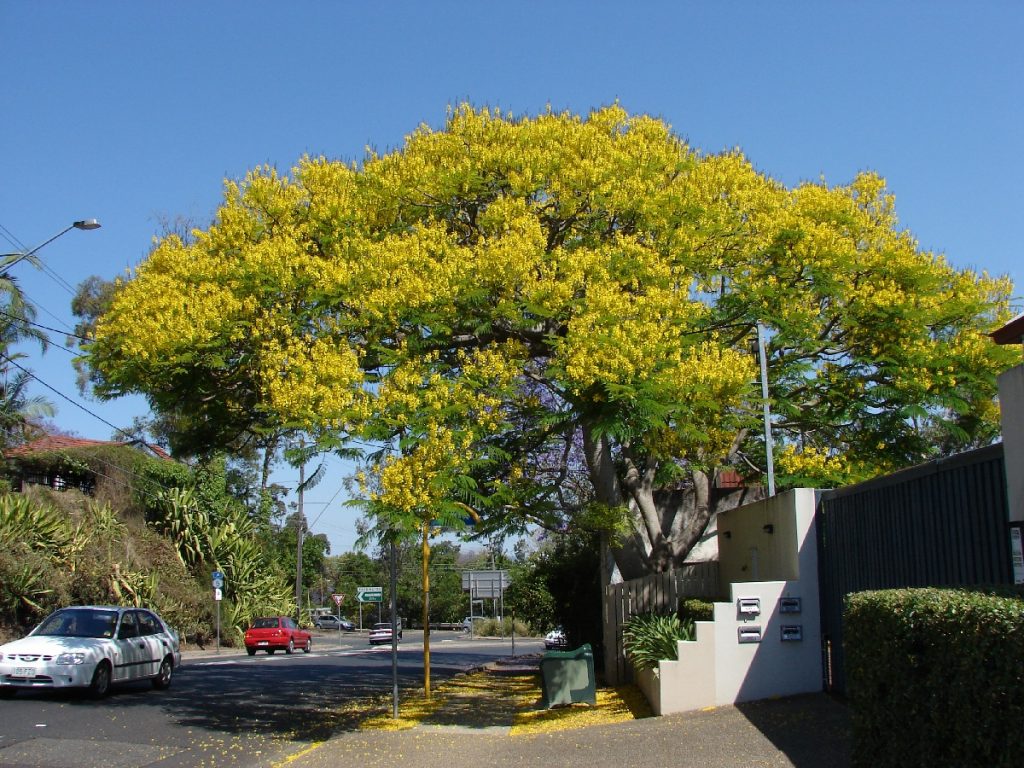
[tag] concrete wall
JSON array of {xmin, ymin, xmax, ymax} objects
[
  {"xmin": 998, "ymin": 364, "xmax": 1024, "ymax": 524},
  {"xmin": 638, "ymin": 489, "xmax": 823, "ymax": 715}
]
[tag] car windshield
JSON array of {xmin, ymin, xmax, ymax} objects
[
  {"xmin": 36, "ymin": 608, "xmax": 118, "ymax": 639},
  {"xmin": 251, "ymin": 618, "xmax": 279, "ymax": 629}
]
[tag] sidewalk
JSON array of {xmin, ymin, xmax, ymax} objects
[{"xmin": 275, "ymin": 656, "xmax": 852, "ymax": 768}]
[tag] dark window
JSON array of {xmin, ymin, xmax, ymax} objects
[
  {"xmin": 118, "ymin": 612, "xmax": 139, "ymax": 640},
  {"xmin": 137, "ymin": 611, "xmax": 160, "ymax": 636}
]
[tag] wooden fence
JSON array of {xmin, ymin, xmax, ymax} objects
[{"xmin": 602, "ymin": 560, "xmax": 720, "ymax": 685}]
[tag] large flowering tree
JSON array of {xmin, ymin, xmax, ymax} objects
[{"xmin": 86, "ymin": 105, "xmax": 1016, "ymax": 578}]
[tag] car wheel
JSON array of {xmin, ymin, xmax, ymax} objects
[
  {"xmin": 0, "ymin": 686, "xmax": 16, "ymax": 699},
  {"xmin": 152, "ymin": 656, "xmax": 173, "ymax": 690},
  {"xmin": 267, "ymin": 648, "xmax": 276, "ymax": 654},
  {"xmin": 286, "ymin": 639, "xmax": 295, "ymax": 654},
  {"xmin": 89, "ymin": 661, "xmax": 112, "ymax": 698},
  {"xmin": 247, "ymin": 648, "xmax": 256, "ymax": 656},
  {"xmin": 303, "ymin": 638, "xmax": 312, "ymax": 653}
]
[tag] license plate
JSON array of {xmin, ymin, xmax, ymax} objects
[
  {"xmin": 13, "ymin": 666, "xmax": 34, "ymax": 678},
  {"xmin": 257, "ymin": 641, "xmax": 268, "ymax": 646}
]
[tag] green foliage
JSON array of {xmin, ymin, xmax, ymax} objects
[
  {"xmin": 504, "ymin": 562, "xmax": 556, "ymax": 633},
  {"xmin": 5, "ymin": 444, "xmax": 191, "ymax": 516},
  {"xmin": 678, "ymin": 597, "xmax": 714, "ymax": 623},
  {"xmin": 87, "ymin": 103, "xmax": 1018, "ymax": 576},
  {"xmin": 0, "ymin": 440, "xmax": 302, "ymax": 645},
  {"xmin": 0, "ymin": 490, "xmax": 210, "ymax": 640},
  {"xmin": 622, "ymin": 611, "xmax": 695, "ymax": 671},
  {"xmin": 0, "ymin": 493, "xmax": 73, "ymax": 555},
  {"xmin": 533, "ymin": 530, "xmax": 604, "ymax": 654},
  {"xmin": 472, "ymin": 616, "xmax": 530, "ymax": 637},
  {"xmin": 845, "ymin": 588, "xmax": 1024, "ymax": 768}
]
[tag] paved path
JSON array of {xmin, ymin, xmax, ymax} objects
[{"xmin": 279, "ymin": 655, "xmax": 852, "ymax": 768}]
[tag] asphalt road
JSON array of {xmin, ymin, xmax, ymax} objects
[{"xmin": 0, "ymin": 631, "xmax": 540, "ymax": 768}]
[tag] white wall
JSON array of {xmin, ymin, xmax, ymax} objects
[{"xmin": 640, "ymin": 489, "xmax": 824, "ymax": 715}]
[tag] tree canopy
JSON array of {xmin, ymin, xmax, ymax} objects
[{"xmin": 86, "ymin": 104, "xmax": 1017, "ymax": 577}]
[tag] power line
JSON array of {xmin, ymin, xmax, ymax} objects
[
  {"xmin": 0, "ymin": 309, "xmax": 89, "ymax": 350},
  {"xmin": 0, "ymin": 351, "xmax": 136, "ymax": 443}
]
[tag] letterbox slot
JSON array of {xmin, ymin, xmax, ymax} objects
[
  {"xmin": 737, "ymin": 626, "xmax": 762, "ymax": 644},
  {"xmin": 780, "ymin": 625, "xmax": 803, "ymax": 642},
  {"xmin": 737, "ymin": 597, "xmax": 761, "ymax": 616},
  {"xmin": 779, "ymin": 597, "xmax": 802, "ymax": 614}
]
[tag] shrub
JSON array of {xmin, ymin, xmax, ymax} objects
[
  {"xmin": 679, "ymin": 597, "xmax": 714, "ymax": 623},
  {"xmin": 622, "ymin": 611, "xmax": 694, "ymax": 672},
  {"xmin": 473, "ymin": 617, "xmax": 530, "ymax": 637},
  {"xmin": 845, "ymin": 588, "xmax": 1024, "ymax": 768}
]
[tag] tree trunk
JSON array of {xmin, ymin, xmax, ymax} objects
[{"xmin": 582, "ymin": 418, "xmax": 766, "ymax": 581}]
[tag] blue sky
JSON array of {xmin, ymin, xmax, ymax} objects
[{"xmin": 2, "ymin": 2, "xmax": 1022, "ymax": 554}]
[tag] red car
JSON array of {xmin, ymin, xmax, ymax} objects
[{"xmin": 244, "ymin": 616, "xmax": 312, "ymax": 655}]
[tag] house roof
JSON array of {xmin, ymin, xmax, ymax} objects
[
  {"xmin": 4, "ymin": 434, "xmax": 173, "ymax": 461},
  {"xmin": 991, "ymin": 313, "xmax": 1024, "ymax": 346}
]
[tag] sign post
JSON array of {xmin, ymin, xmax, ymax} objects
[
  {"xmin": 356, "ymin": 586, "xmax": 383, "ymax": 602},
  {"xmin": 357, "ymin": 586, "xmax": 383, "ymax": 630},
  {"xmin": 212, "ymin": 571, "xmax": 225, "ymax": 653},
  {"xmin": 330, "ymin": 594, "xmax": 345, "ymax": 643}
]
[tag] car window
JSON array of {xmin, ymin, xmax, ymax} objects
[
  {"xmin": 137, "ymin": 611, "xmax": 161, "ymax": 636},
  {"xmin": 37, "ymin": 609, "xmax": 118, "ymax": 638},
  {"xmin": 252, "ymin": 617, "xmax": 279, "ymax": 629},
  {"xmin": 118, "ymin": 611, "xmax": 139, "ymax": 640},
  {"xmin": 284, "ymin": 617, "xmax": 296, "ymax": 629}
]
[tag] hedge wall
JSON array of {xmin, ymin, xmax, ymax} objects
[{"xmin": 844, "ymin": 588, "xmax": 1024, "ymax": 768}]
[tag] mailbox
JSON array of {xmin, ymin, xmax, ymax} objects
[
  {"xmin": 737, "ymin": 597, "xmax": 761, "ymax": 616},
  {"xmin": 781, "ymin": 625, "xmax": 803, "ymax": 642},
  {"xmin": 779, "ymin": 597, "xmax": 802, "ymax": 614},
  {"xmin": 737, "ymin": 625, "xmax": 762, "ymax": 644}
]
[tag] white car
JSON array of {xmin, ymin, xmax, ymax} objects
[
  {"xmin": 0, "ymin": 606, "xmax": 181, "ymax": 698},
  {"xmin": 368, "ymin": 621, "xmax": 403, "ymax": 645},
  {"xmin": 544, "ymin": 627, "xmax": 568, "ymax": 650}
]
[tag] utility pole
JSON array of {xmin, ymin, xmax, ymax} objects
[
  {"xmin": 389, "ymin": 533, "xmax": 400, "ymax": 719},
  {"xmin": 295, "ymin": 451, "xmax": 305, "ymax": 618},
  {"xmin": 757, "ymin": 322, "xmax": 776, "ymax": 497},
  {"xmin": 422, "ymin": 521, "xmax": 432, "ymax": 700}
]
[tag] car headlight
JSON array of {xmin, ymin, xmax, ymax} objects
[{"xmin": 55, "ymin": 652, "xmax": 87, "ymax": 665}]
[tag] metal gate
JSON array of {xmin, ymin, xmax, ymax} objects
[{"xmin": 816, "ymin": 443, "xmax": 1013, "ymax": 694}]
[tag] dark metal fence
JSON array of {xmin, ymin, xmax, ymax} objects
[{"xmin": 816, "ymin": 443, "xmax": 1012, "ymax": 694}]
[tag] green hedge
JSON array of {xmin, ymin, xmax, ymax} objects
[
  {"xmin": 845, "ymin": 588, "xmax": 1024, "ymax": 768},
  {"xmin": 679, "ymin": 597, "xmax": 714, "ymax": 623}
]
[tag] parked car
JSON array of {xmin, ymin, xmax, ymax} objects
[
  {"xmin": 368, "ymin": 622, "xmax": 403, "ymax": 645},
  {"xmin": 314, "ymin": 615, "xmax": 355, "ymax": 632},
  {"xmin": 544, "ymin": 627, "xmax": 568, "ymax": 650},
  {"xmin": 462, "ymin": 616, "xmax": 482, "ymax": 632},
  {"xmin": 0, "ymin": 605, "xmax": 181, "ymax": 698},
  {"xmin": 244, "ymin": 616, "xmax": 312, "ymax": 655}
]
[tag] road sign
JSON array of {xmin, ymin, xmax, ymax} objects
[
  {"xmin": 214, "ymin": 588, "xmax": 222, "ymax": 601},
  {"xmin": 332, "ymin": 593, "xmax": 345, "ymax": 606},
  {"xmin": 357, "ymin": 586, "xmax": 383, "ymax": 603},
  {"xmin": 462, "ymin": 570, "xmax": 510, "ymax": 599},
  {"xmin": 212, "ymin": 570, "xmax": 224, "ymax": 589}
]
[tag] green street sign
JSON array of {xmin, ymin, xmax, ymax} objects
[{"xmin": 357, "ymin": 586, "xmax": 383, "ymax": 603}]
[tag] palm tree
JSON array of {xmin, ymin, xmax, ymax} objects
[{"xmin": 0, "ymin": 274, "xmax": 53, "ymax": 450}]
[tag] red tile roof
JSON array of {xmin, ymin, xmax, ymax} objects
[{"xmin": 4, "ymin": 434, "xmax": 172, "ymax": 461}]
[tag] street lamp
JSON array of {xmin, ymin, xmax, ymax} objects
[{"xmin": 1, "ymin": 219, "xmax": 102, "ymax": 276}]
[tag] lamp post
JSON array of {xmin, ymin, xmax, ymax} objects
[{"xmin": 1, "ymin": 219, "xmax": 101, "ymax": 276}]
